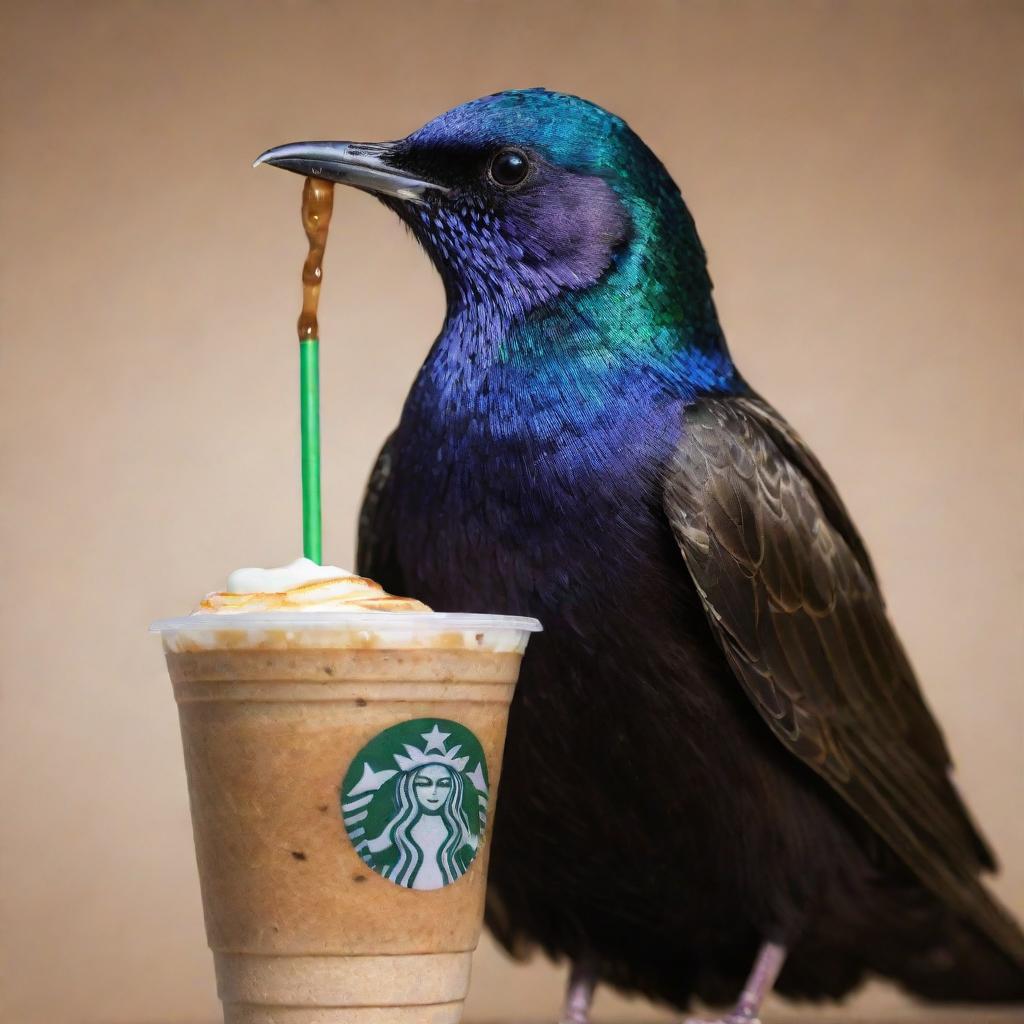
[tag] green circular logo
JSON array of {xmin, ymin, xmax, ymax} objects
[{"xmin": 341, "ymin": 719, "xmax": 489, "ymax": 890}]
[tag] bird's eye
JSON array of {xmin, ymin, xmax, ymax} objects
[{"xmin": 488, "ymin": 148, "xmax": 530, "ymax": 188}]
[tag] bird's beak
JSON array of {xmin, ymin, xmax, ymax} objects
[{"xmin": 253, "ymin": 141, "xmax": 446, "ymax": 204}]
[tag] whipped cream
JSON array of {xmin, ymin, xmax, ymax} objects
[
  {"xmin": 226, "ymin": 558, "xmax": 353, "ymax": 594},
  {"xmin": 152, "ymin": 558, "xmax": 540, "ymax": 653},
  {"xmin": 198, "ymin": 557, "xmax": 431, "ymax": 614}
]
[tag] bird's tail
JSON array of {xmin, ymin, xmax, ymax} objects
[{"xmin": 875, "ymin": 910, "xmax": 1024, "ymax": 1003}]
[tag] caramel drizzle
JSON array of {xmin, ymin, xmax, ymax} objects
[{"xmin": 298, "ymin": 177, "xmax": 335, "ymax": 341}]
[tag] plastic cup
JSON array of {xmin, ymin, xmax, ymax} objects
[{"xmin": 151, "ymin": 611, "xmax": 541, "ymax": 1024}]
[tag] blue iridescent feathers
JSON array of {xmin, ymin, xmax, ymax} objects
[{"xmin": 384, "ymin": 89, "xmax": 739, "ymax": 440}]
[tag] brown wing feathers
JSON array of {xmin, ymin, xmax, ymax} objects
[{"xmin": 664, "ymin": 395, "xmax": 1024, "ymax": 964}]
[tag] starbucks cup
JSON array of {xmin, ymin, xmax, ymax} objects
[{"xmin": 151, "ymin": 611, "xmax": 541, "ymax": 1024}]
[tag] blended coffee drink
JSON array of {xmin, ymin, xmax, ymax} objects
[{"xmin": 153, "ymin": 559, "xmax": 540, "ymax": 1024}]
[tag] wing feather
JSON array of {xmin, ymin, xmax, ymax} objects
[{"xmin": 664, "ymin": 395, "xmax": 1024, "ymax": 963}]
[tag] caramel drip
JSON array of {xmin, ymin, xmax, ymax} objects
[{"xmin": 298, "ymin": 177, "xmax": 335, "ymax": 342}]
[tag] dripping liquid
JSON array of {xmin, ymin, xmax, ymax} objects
[{"xmin": 299, "ymin": 177, "xmax": 335, "ymax": 342}]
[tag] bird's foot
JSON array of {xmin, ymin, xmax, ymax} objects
[
  {"xmin": 559, "ymin": 956, "xmax": 597, "ymax": 1024},
  {"xmin": 682, "ymin": 941, "xmax": 786, "ymax": 1024}
]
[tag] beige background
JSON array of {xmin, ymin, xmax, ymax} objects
[{"xmin": 1, "ymin": 2, "xmax": 1021, "ymax": 1022}]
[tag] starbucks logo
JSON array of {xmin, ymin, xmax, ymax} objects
[{"xmin": 341, "ymin": 719, "xmax": 489, "ymax": 890}]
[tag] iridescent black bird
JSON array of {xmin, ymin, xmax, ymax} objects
[{"xmin": 257, "ymin": 90, "xmax": 1024, "ymax": 1022}]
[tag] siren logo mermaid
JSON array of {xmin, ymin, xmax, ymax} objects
[{"xmin": 341, "ymin": 719, "xmax": 489, "ymax": 890}]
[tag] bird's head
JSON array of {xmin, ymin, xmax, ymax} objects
[{"xmin": 257, "ymin": 89, "xmax": 709, "ymax": 323}]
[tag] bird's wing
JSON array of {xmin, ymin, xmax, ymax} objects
[
  {"xmin": 663, "ymin": 394, "xmax": 1024, "ymax": 962},
  {"xmin": 356, "ymin": 432, "xmax": 407, "ymax": 593}
]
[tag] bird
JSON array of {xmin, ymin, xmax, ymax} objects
[{"xmin": 255, "ymin": 89, "xmax": 1024, "ymax": 1023}]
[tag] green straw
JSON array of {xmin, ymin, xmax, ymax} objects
[
  {"xmin": 300, "ymin": 338, "xmax": 322, "ymax": 563},
  {"xmin": 296, "ymin": 175, "xmax": 333, "ymax": 565}
]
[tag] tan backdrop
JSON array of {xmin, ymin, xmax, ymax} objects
[{"xmin": 1, "ymin": 2, "xmax": 1021, "ymax": 1022}]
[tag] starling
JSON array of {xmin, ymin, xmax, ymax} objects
[{"xmin": 257, "ymin": 89, "xmax": 1024, "ymax": 1022}]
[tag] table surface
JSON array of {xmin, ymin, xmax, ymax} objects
[
  {"xmin": 180, "ymin": 1012, "xmax": 1024, "ymax": 1024},
  {"xmin": 466, "ymin": 1017, "xmax": 1024, "ymax": 1023}
]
